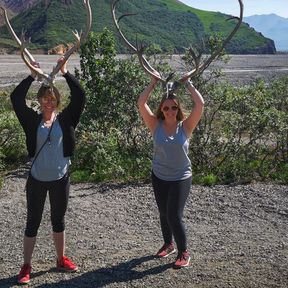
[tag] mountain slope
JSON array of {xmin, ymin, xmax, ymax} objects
[
  {"xmin": 244, "ymin": 14, "xmax": 288, "ymax": 51},
  {"xmin": 0, "ymin": 0, "xmax": 276, "ymax": 54},
  {"xmin": 0, "ymin": 0, "xmax": 38, "ymax": 13}
]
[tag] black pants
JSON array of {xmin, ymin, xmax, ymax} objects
[
  {"xmin": 152, "ymin": 172, "xmax": 191, "ymax": 252},
  {"xmin": 25, "ymin": 173, "xmax": 70, "ymax": 237}
]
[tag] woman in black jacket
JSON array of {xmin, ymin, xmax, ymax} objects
[{"xmin": 10, "ymin": 58, "xmax": 86, "ymax": 284}]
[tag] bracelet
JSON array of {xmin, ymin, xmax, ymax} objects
[{"xmin": 185, "ymin": 80, "xmax": 194, "ymax": 88}]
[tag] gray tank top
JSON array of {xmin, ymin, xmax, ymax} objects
[
  {"xmin": 152, "ymin": 121, "xmax": 192, "ymax": 181},
  {"xmin": 31, "ymin": 119, "xmax": 70, "ymax": 181}
]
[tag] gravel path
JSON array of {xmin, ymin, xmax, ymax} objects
[
  {"xmin": 0, "ymin": 167, "xmax": 287, "ymax": 288},
  {"xmin": 1, "ymin": 54, "xmax": 288, "ymax": 87}
]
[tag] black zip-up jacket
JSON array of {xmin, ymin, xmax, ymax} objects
[{"xmin": 10, "ymin": 72, "xmax": 86, "ymax": 158}]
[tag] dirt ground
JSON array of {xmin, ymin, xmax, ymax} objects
[
  {"xmin": 0, "ymin": 167, "xmax": 287, "ymax": 288},
  {"xmin": 0, "ymin": 54, "xmax": 287, "ymax": 287}
]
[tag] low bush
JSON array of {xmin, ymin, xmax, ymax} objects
[{"xmin": 1, "ymin": 30, "xmax": 287, "ymax": 185}]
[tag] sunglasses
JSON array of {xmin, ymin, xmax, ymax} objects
[
  {"xmin": 162, "ymin": 105, "xmax": 178, "ymax": 112},
  {"xmin": 41, "ymin": 97, "xmax": 57, "ymax": 104}
]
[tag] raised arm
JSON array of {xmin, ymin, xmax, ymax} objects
[
  {"xmin": 10, "ymin": 60, "xmax": 41, "ymax": 122},
  {"xmin": 182, "ymin": 80, "xmax": 204, "ymax": 138},
  {"xmin": 137, "ymin": 75, "xmax": 159, "ymax": 134},
  {"xmin": 60, "ymin": 57, "xmax": 86, "ymax": 127}
]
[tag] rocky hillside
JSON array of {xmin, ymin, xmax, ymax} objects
[{"xmin": 0, "ymin": 0, "xmax": 38, "ymax": 14}]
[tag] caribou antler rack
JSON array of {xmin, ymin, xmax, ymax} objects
[{"xmin": 111, "ymin": 0, "xmax": 243, "ymax": 92}]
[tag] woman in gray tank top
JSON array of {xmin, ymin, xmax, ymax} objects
[
  {"xmin": 11, "ymin": 58, "xmax": 85, "ymax": 284},
  {"xmin": 138, "ymin": 71, "xmax": 204, "ymax": 269}
]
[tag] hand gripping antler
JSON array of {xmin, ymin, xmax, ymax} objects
[
  {"xmin": 0, "ymin": 0, "xmax": 92, "ymax": 86},
  {"xmin": 111, "ymin": 0, "xmax": 243, "ymax": 91}
]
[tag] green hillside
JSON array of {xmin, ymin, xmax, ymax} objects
[{"xmin": 0, "ymin": 0, "xmax": 276, "ymax": 54}]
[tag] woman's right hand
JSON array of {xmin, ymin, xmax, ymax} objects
[
  {"xmin": 30, "ymin": 61, "xmax": 40, "ymax": 79},
  {"xmin": 57, "ymin": 57, "xmax": 68, "ymax": 75}
]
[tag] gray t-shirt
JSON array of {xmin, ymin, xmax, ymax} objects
[
  {"xmin": 31, "ymin": 119, "xmax": 70, "ymax": 181},
  {"xmin": 152, "ymin": 121, "xmax": 192, "ymax": 181}
]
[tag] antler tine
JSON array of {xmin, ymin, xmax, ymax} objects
[
  {"xmin": 178, "ymin": 0, "xmax": 244, "ymax": 82},
  {"xmin": 111, "ymin": 0, "xmax": 164, "ymax": 82},
  {"xmin": 82, "ymin": 0, "xmax": 92, "ymax": 40},
  {"xmin": 1, "ymin": 6, "xmax": 36, "ymax": 63},
  {"xmin": 134, "ymin": 37, "xmax": 165, "ymax": 82},
  {"xmin": 49, "ymin": 0, "xmax": 92, "ymax": 80},
  {"xmin": 186, "ymin": 46, "xmax": 201, "ymax": 71},
  {"xmin": 111, "ymin": 0, "xmax": 136, "ymax": 52}
]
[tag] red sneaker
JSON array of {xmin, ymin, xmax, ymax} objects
[
  {"xmin": 174, "ymin": 251, "xmax": 191, "ymax": 268},
  {"xmin": 57, "ymin": 256, "xmax": 78, "ymax": 272},
  {"xmin": 156, "ymin": 243, "xmax": 176, "ymax": 258},
  {"xmin": 18, "ymin": 263, "xmax": 31, "ymax": 284}
]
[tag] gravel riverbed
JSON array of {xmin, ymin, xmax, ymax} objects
[{"xmin": 0, "ymin": 167, "xmax": 287, "ymax": 288}]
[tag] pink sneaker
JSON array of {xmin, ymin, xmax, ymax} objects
[
  {"xmin": 156, "ymin": 243, "xmax": 176, "ymax": 258},
  {"xmin": 174, "ymin": 250, "xmax": 191, "ymax": 268},
  {"xmin": 57, "ymin": 256, "xmax": 78, "ymax": 272},
  {"xmin": 18, "ymin": 263, "xmax": 31, "ymax": 284}
]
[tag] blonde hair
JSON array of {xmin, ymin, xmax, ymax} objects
[
  {"xmin": 155, "ymin": 94, "xmax": 185, "ymax": 121},
  {"xmin": 37, "ymin": 85, "xmax": 61, "ymax": 106}
]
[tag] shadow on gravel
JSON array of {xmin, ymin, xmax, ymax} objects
[
  {"xmin": 0, "ymin": 268, "xmax": 54, "ymax": 288},
  {"xmin": 70, "ymin": 182, "xmax": 149, "ymax": 198},
  {"xmin": 0, "ymin": 276, "xmax": 17, "ymax": 288},
  {"xmin": 36, "ymin": 255, "xmax": 173, "ymax": 288}
]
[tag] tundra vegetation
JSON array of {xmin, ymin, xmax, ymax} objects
[{"xmin": 0, "ymin": 29, "xmax": 287, "ymax": 188}]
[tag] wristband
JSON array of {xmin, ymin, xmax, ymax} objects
[{"xmin": 185, "ymin": 80, "xmax": 194, "ymax": 88}]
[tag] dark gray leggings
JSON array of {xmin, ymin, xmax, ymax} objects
[
  {"xmin": 25, "ymin": 173, "xmax": 70, "ymax": 237},
  {"xmin": 152, "ymin": 172, "xmax": 191, "ymax": 252}
]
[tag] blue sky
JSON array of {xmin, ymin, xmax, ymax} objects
[{"xmin": 180, "ymin": 0, "xmax": 288, "ymax": 18}]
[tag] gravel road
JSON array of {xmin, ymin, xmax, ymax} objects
[{"xmin": 0, "ymin": 167, "xmax": 287, "ymax": 288}]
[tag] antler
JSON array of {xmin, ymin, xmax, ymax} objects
[
  {"xmin": 177, "ymin": 0, "xmax": 244, "ymax": 83},
  {"xmin": 111, "ymin": 0, "xmax": 165, "ymax": 83},
  {"xmin": 50, "ymin": 0, "xmax": 92, "ymax": 81},
  {"xmin": 0, "ymin": 0, "xmax": 92, "ymax": 86}
]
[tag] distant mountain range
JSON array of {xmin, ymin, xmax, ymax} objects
[
  {"xmin": 0, "ymin": 0, "xmax": 276, "ymax": 54},
  {"xmin": 244, "ymin": 14, "xmax": 288, "ymax": 52}
]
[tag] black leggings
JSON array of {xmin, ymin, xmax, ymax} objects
[
  {"xmin": 25, "ymin": 173, "xmax": 70, "ymax": 237},
  {"xmin": 152, "ymin": 172, "xmax": 191, "ymax": 252}
]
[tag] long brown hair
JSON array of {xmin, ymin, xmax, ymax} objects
[{"xmin": 155, "ymin": 93, "xmax": 185, "ymax": 121}]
